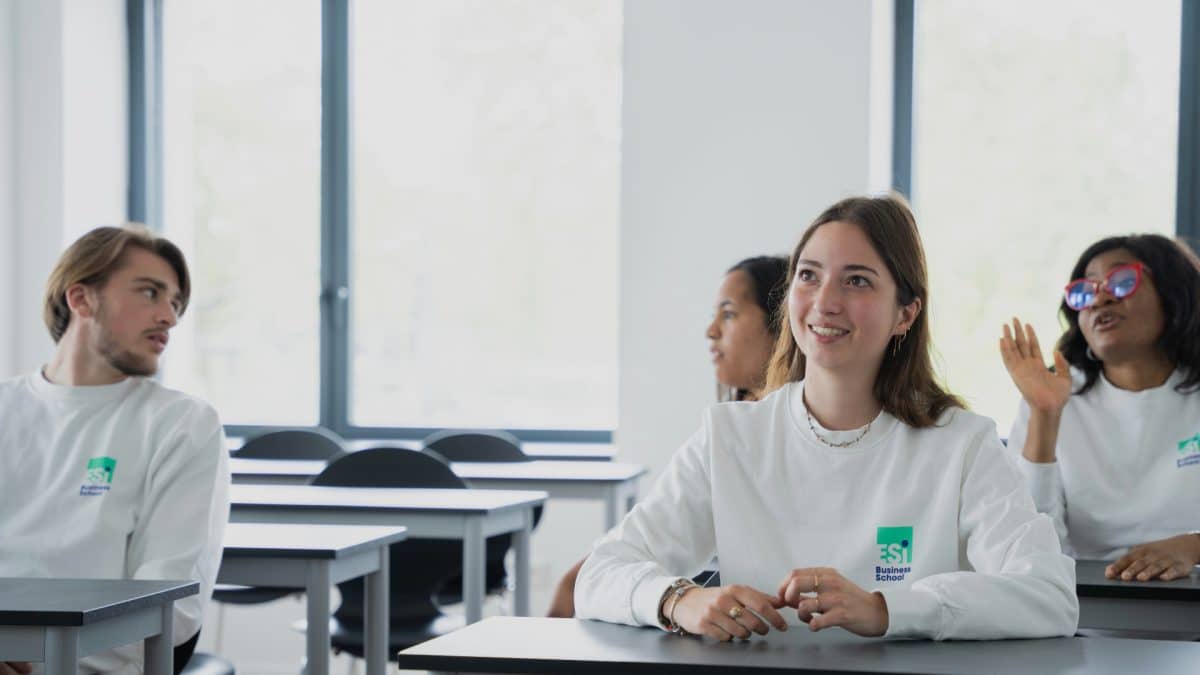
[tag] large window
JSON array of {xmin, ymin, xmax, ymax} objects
[
  {"xmin": 350, "ymin": 1, "xmax": 620, "ymax": 430},
  {"xmin": 160, "ymin": 0, "xmax": 322, "ymax": 426},
  {"xmin": 151, "ymin": 0, "xmax": 620, "ymax": 437},
  {"xmin": 911, "ymin": 0, "xmax": 1181, "ymax": 432}
]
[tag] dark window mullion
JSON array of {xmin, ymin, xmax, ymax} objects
[
  {"xmin": 126, "ymin": 0, "xmax": 163, "ymax": 229},
  {"xmin": 892, "ymin": 0, "xmax": 915, "ymax": 202},
  {"xmin": 1178, "ymin": 0, "xmax": 1199, "ymax": 241},
  {"xmin": 321, "ymin": 0, "xmax": 352, "ymax": 434}
]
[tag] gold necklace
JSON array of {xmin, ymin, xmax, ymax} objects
[{"xmin": 804, "ymin": 398, "xmax": 871, "ymax": 448}]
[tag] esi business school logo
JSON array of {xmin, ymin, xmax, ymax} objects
[
  {"xmin": 1177, "ymin": 433, "xmax": 1200, "ymax": 469},
  {"xmin": 80, "ymin": 456, "xmax": 117, "ymax": 496},
  {"xmin": 875, "ymin": 526, "xmax": 912, "ymax": 582}
]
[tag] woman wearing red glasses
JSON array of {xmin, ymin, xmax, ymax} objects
[{"xmin": 1001, "ymin": 234, "xmax": 1200, "ymax": 582}]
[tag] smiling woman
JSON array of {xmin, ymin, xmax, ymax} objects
[
  {"xmin": 1002, "ymin": 234, "xmax": 1200, "ymax": 581},
  {"xmin": 574, "ymin": 194, "xmax": 1078, "ymax": 642}
]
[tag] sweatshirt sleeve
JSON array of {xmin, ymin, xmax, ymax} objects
[
  {"xmin": 880, "ymin": 421, "xmax": 1078, "ymax": 640},
  {"xmin": 1007, "ymin": 400, "xmax": 1070, "ymax": 551},
  {"xmin": 82, "ymin": 401, "xmax": 231, "ymax": 673},
  {"xmin": 575, "ymin": 415, "xmax": 716, "ymax": 629}
]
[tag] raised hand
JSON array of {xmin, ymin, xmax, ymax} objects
[
  {"xmin": 776, "ymin": 567, "xmax": 888, "ymax": 637},
  {"xmin": 999, "ymin": 318, "xmax": 1072, "ymax": 414},
  {"xmin": 669, "ymin": 584, "xmax": 788, "ymax": 641}
]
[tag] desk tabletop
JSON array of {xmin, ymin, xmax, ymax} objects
[
  {"xmin": 229, "ymin": 457, "xmax": 643, "ymax": 483},
  {"xmin": 1075, "ymin": 559, "xmax": 1200, "ymax": 600},
  {"xmin": 229, "ymin": 457, "xmax": 326, "ymax": 476},
  {"xmin": 222, "ymin": 523, "xmax": 408, "ymax": 559},
  {"xmin": 0, "ymin": 578, "xmax": 198, "ymax": 627},
  {"xmin": 230, "ymin": 483, "xmax": 546, "ymax": 514},
  {"xmin": 395, "ymin": 617, "xmax": 1200, "ymax": 675},
  {"xmin": 450, "ymin": 460, "xmax": 645, "ymax": 482},
  {"xmin": 521, "ymin": 442, "xmax": 616, "ymax": 461}
]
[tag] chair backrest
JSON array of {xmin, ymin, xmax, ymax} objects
[
  {"xmin": 311, "ymin": 446, "xmax": 465, "ymax": 489},
  {"xmin": 312, "ymin": 447, "xmax": 469, "ymax": 622},
  {"xmin": 234, "ymin": 427, "xmax": 347, "ymax": 461},
  {"xmin": 422, "ymin": 429, "xmax": 529, "ymax": 463}
]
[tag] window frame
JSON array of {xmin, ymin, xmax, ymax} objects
[{"xmin": 126, "ymin": 0, "xmax": 613, "ymax": 443}]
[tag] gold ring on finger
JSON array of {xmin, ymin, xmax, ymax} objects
[{"xmin": 728, "ymin": 605, "xmax": 744, "ymax": 619}]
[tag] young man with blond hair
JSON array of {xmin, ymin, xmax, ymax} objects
[{"xmin": 0, "ymin": 225, "xmax": 230, "ymax": 675}]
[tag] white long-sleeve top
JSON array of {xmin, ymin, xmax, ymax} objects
[
  {"xmin": 576, "ymin": 381, "xmax": 1077, "ymax": 640},
  {"xmin": 0, "ymin": 371, "xmax": 230, "ymax": 674},
  {"xmin": 1008, "ymin": 367, "xmax": 1200, "ymax": 560}
]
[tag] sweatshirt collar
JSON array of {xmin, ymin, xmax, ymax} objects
[
  {"xmin": 27, "ymin": 368, "xmax": 140, "ymax": 406},
  {"xmin": 1094, "ymin": 367, "xmax": 1186, "ymax": 408},
  {"xmin": 786, "ymin": 381, "xmax": 898, "ymax": 453}
]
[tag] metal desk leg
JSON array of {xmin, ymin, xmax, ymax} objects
[
  {"xmin": 364, "ymin": 544, "xmax": 390, "ymax": 675},
  {"xmin": 513, "ymin": 507, "xmax": 532, "ymax": 617},
  {"xmin": 306, "ymin": 560, "xmax": 333, "ymax": 675},
  {"xmin": 604, "ymin": 488, "xmax": 621, "ymax": 531},
  {"xmin": 464, "ymin": 517, "xmax": 485, "ymax": 624},
  {"xmin": 144, "ymin": 604, "xmax": 173, "ymax": 675},
  {"xmin": 44, "ymin": 626, "xmax": 80, "ymax": 675}
]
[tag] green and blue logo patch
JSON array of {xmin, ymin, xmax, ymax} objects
[
  {"xmin": 875, "ymin": 526, "xmax": 913, "ymax": 582},
  {"xmin": 1177, "ymin": 433, "xmax": 1200, "ymax": 469},
  {"xmin": 80, "ymin": 456, "xmax": 117, "ymax": 496}
]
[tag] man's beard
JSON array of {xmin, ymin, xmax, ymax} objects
[{"xmin": 93, "ymin": 303, "xmax": 158, "ymax": 377}]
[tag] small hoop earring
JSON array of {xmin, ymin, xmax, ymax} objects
[{"xmin": 1086, "ymin": 346, "xmax": 1100, "ymax": 362}]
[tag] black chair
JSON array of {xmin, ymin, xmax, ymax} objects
[
  {"xmin": 213, "ymin": 427, "xmax": 349, "ymax": 647},
  {"xmin": 175, "ymin": 631, "xmax": 235, "ymax": 675},
  {"xmin": 307, "ymin": 447, "xmax": 478, "ymax": 657},
  {"xmin": 422, "ymin": 429, "xmax": 529, "ymax": 463},
  {"xmin": 179, "ymin": 653, "xmax": 235, "ymax": 675},
  {"xmin": 420, "ymin": 430, "xmax": 544, "ymax": 605},
  {"xmin": 231, "ymin": 427, "xmax": 347, "ymax": 461}
]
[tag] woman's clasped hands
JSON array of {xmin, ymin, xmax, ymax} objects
[{"xmin": 670, "ymin": 567, "xmax": 888, "ymax": 641}]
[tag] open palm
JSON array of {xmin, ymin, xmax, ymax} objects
[{"xmin": 999, "ymin": 318, "xmax": 1071, "ymax": 413}]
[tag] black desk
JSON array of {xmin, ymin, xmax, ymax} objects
[
  {"xmin": 395, "ymin": 616, "xmax": 1200, "ymax": 674},
  {"xmin": 1076, "ymin": 559, "xmax": 1200, "ymax": 633},
  {"xmin": 228, "ymin": 484, "xmax": 545, "ymax": 623},
  {"xmin": 219, "ymin": 523, "xmax": 407, "ymax": 675},
  {"xmin": 228, "ymin": 437, "xmax": 617, "ymax": 462},
  {"xmin": 0, "ymin": 578, "xmax": 198, "ymax": 675},
  {"xmin": 229, "ymin": 458, "xmax": 643, "ymax": 531}
]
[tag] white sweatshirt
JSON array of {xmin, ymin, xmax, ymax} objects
[
  {"xmin": 1008, "ymin": 367, "xmax": 1200, "ymax": 560},
  {"xmin": 575, "ymin": 381, "xmax": 1077, "ymax": 640},
  {"xmin": 0, "ymin": 371, "xmax": 230, "ymax": 674}
]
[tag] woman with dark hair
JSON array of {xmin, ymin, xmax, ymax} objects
[
  {"xmin": 575, "ymin": 195, "xmax": 1077, "ymax": 641},
  {"xmin": 708, "ymin": 255, "xmax": 790, "ymax": 402},
  {"xmin": 1001, "ymin": 234, "xmax": 1200, "ymax": 582},
  {"xmin": 546, "ymin": 254, "xmax": 789, "ymax": 618}
]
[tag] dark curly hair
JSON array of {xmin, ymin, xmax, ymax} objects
[
  {"xmin": 724, "ymin": 255, "xmax": 789, "ymax": 401},
  {"xmin": 1056, "ymin": 234, "xmax": 1200, "ymax": 396},
  {"xmin": 726, "ymin": 255, "xmax": 789, "ymax": 335}
]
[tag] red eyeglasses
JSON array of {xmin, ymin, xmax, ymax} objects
[{"xmin": 1063, "ymin": 262, "xmax": 1147, "ymax": 311}]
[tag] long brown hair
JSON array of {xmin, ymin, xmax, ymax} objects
[
  {"xmin": 44, "ymin": 224, "xmax": 190, "ymax": 343},
  {"xmin": 764, "ymin": 195, "xmax": 963, "ymax": 427}
]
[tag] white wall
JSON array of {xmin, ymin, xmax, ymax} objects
[
  {"xmin": 0, "ymin": 1, "xmax": 16, "ymax": 378},
  {"xmin": 616, "ymin": 0, "xmax": 894, "ymax": 478},
  {"xmin": 4, "ymin": 0, "xmax": 127, "ymax": 379}
]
